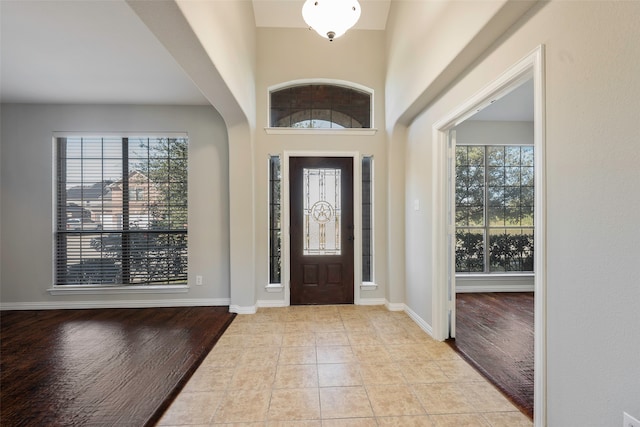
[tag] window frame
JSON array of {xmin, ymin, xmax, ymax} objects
[
  {"xmin": 49, "ymin": 132, "xmax": 190, "ymax": 295},
  {"xmin": 455, "ymin": 144, "xmax": 534, "ymax": 275}
]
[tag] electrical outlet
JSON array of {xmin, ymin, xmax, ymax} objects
[
  {"xmin": 195, "ymin": 275, "xmax": 203, "ymax": 286},
  {"xmin": 624, "ymin": 412, "xmax": 640, "ymax": 427}
]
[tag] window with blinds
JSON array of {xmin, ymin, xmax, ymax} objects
[{"xmin": 55, "ymin": 136, "xmax": 188, "ymax": 286}]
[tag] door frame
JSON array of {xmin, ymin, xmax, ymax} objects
[
  {"xmin": 431, "ymin": 46, "xmax": 546, "ymax": 425},
  {"xmin": 282, "ymin": 150, "xmax": 362, "ymax": 306}
]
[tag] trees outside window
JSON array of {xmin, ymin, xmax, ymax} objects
[{"xmin": 455, "ymin": 145, "xmax": 534, "ymax": 273}]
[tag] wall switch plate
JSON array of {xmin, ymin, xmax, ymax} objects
[
  {"xmin": 196, "ymin": 275, "xmax": 203, "ymax": 286},
  {"xmin": 414, "ymin": 199, "xmax": 420, "ymax": 211},
  {"xmin": 624, "ymin": 412, "xmax": 640, "ymax": 427}
]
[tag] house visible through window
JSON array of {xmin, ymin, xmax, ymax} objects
[
  {"xmin": 55, "ymin": 136, "xmax": 188, "ymax": 286},
  {"xmin": 456, "ymin": 145, "xmax": 534, "ymax": 273},
  {"xmin": 270, "ymin": 84, "xmax": 371, "ymax": 129},
  {"xmin": 130, "ymin": 188, "xmax": 145, "ymax": 201}
]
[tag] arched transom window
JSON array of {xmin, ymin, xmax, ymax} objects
[{"xmin": 270, "ymin": 84, "xmax": 372, "ymax": 129}]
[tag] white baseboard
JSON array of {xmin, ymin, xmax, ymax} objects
[
  {"xmin": 456, "ymin": 284, "xmax": 534, "ymax": 293},
  {"xmin": 358, "ymin": 298, "xmax": 386, "ymax": 306},
  {"xmin": 0, "ymin": 298, "xmax": 231, "ymax": 311},
  {"xmin": 256, "ymin": 299, "xmax": 287, "ymax": 308},
  {"xmin": 456, "ymin": 275, "xmax": 534, "ymax": 293},
  {"xmin": 385, "ymin": 301, "xmax": 406, "ymax": 312},
  {"xmin": 403, "ymin": 304, "xmax": 434, "ymax": 338}
]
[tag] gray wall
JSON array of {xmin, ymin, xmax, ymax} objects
[{"xmin": 0, "ymin": 104, "xmax": 230, "ymax": 307}]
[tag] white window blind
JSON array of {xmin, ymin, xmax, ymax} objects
[{"xmin": 55, "ymin": 136, "xmax": 188, "ymax": 286}]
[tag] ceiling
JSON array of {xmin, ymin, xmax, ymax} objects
[
  {"xmin": 468, "ymin": 79, "xmax": 534, "ymax": 122},
  {"xmin": 0, "ymin": 0, "xmax": 209, "ymax": 105},
  {"xmin": 0, "ymin": 0, "xmax": 531, "ymax": 121}
]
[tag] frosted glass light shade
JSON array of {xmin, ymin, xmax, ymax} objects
[{"xmin": 302, "ymin": 0, "xmax": 361, "ymax": 41}]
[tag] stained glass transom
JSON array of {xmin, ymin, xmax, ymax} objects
[
  {"xmin": 270, "ymin": 84, "xmax": 371, "ymax": 128},
  {"xmin": 303, "ymin": 168, "xmax": 341, "ymax": 255}
]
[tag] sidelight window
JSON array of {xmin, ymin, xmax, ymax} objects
[
  {"xmin": 269, "ymin": 155, "xmax": 282, "ymax": 284},
  {"xmin": 361, "ymin": 156, "xmax": 373, "ymax": 282}
]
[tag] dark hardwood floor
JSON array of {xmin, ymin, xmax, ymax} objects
[
  {"xmin": 448, "ymin": 292, "xmax": 534, "ymax": 419},
  {"xmin": 0, "ymin": 306, "xmax": 235, "ymax": 427}
]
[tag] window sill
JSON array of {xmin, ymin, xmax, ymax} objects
[
  {"xmin": 264, "ymin": 128, "xmax": 377, "ymax": 136},
  {"xmin": 455, "ymin": 273, "xmax": 534, "ymax": 279},
  {"xmin": 360, "ymin": 282, "xmax": 378, "ymax": 291},
  {"xmin": 455, "ymin": 274, "xmax": 534, "ymax": 293},
  {"xmin": 48, "ymin": 284, "xmax": 189, "ymax": 296},
  {"xmin": 265, "ymin": 283, "xmax": 284, "ymax": 293}
]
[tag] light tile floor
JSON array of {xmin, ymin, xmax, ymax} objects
[{"xmin": 157, "ymin": 305, "xmax": 532, "ymax": 426}]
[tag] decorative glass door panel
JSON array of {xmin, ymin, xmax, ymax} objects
[
  {"xmin": 303, "ymin": 168, "xmax": 341, "ymax": 256},
  {"xmin": 290, "ymin": 157, "xmax": 354, "ymax": 305}
]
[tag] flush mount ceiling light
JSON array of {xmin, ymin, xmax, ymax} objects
[{"xmin": 302, "ymin": 0, "xmax": 362, "ymax": 42}]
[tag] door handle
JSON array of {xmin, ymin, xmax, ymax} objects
[{"xmin": 348, "ymin": 236, "xmax": 355, "ymax": 241}]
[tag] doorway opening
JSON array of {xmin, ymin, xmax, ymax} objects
[
  {"xmin": 450, "ymin": 78, "xmax": 536, "ymax": 417},
  {"xmin": 432, "ymin": 46, "xmax": 546, "ymax": 425}
]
